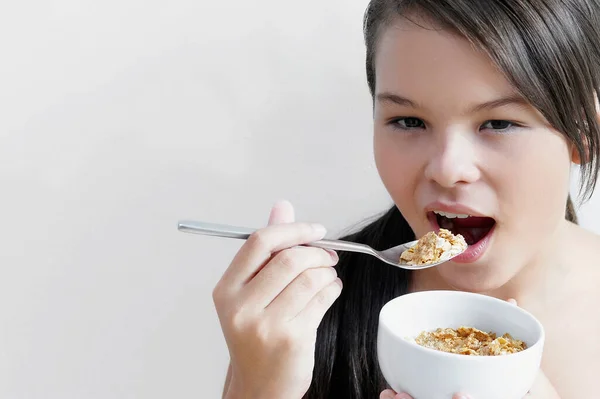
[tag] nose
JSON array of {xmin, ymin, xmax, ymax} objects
[{"xmin": 424, "ymin": 129, "xmax": 480, "ymax": 188}]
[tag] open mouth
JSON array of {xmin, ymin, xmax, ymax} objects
[{"xmin": 430, "ymin": 211, "xmax": 496, "ymax": 246}]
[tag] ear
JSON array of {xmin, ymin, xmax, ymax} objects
[
  {"xmin": 571, "ymin": 92, "xmax": 599, "ymax": 165},
  {"xmin": 571, "ymin": 143, "xmax": 584, "ymax": 165},
  {"xmin": 570, "ymin": 131, "xmax": 587, "ymax": 165}
]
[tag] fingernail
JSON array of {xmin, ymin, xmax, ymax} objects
[
  {"xmin": 311, "ymin": 223, "xmax": 327, "ymax": 237},
  {"xmin": 327, "ymin": 249, "xmax": 339, "ymax": 263},
  {"xmin": 395, "ymin": 393, "xmax": 412, "ymax": 399},
  {"xmin": 273, "ymin": 199, "xmax": 293, "ymax": 210}
]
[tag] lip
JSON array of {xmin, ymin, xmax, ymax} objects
[
  {"xmin": 424, "ymin": 201, "xmax": 489, "ymax": 218},
  {"xmin": 427, "ymin": 208, "xmax": 496, "ymax": 264}
]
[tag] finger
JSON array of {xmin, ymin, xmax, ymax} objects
[
  {"xmin": 525, "ymin": 370, "xmax": 560, "ymax": 398},
  {"xmin": 294, "ymin": 277, "xmax": 343, "ymax": 330},
  {"xmin": 379, "ymin": 390, "xmax": 398, "ymax": 399},
  {"xmin": 394, "ymin": 393, "xmax": 413, "ymax": 399},
  {"xmin": 244, "ymin": 246, "xmax": 338, "ymax": 309},
  {"xmin": 267, "ymin": 199, "xmax": 295, "ymax": 226},
  {"xmin": 220, "ymin": 222, "xmax": 327, "ymax": 289},
  {"xmin": 266, "ymin": 263, "xmax": 339, "ymax": 319},
  {"xmin": 507, "ymin": 298, "xmax": 518, "ymax": 306},
  {"xmin": 452, "ymin": 394, "xmax": 472, "ymax": 399}
]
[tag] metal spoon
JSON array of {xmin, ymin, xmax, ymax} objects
[{"xmin": 177, "ymin": 220, "xmax": 465, "ymax": 270}]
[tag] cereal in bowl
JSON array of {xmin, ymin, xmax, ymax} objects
[{"xmin": 414, "ymin": 326, "xmax": 527, "ymax": 356}]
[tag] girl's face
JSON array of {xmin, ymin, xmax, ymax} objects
[{"xmin": 373, "ymin": 18, "xmax": 575, "ymax": 291}]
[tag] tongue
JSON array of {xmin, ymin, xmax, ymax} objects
[
  {"xmin": 452, "ymin": 226, "xmax": 491, "ymax": 245},
  {"xmin": 451, "ymin": 217, "xmax": 495, "ymax": 228},
  {"xmin": 439, "ymin": 216, "xmax": 495, "ymax": 245}
]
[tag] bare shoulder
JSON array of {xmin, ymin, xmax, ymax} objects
[
  {"xmin": 542, "ymin": 222, "xmax": 600, "ymax": 398},
  {"xmin": 566, "ymin": 222, "xmax": 600, "ymax": 264},
  {"xmin": 559, "ymin": 222, "xmax": 600, "ymax": 301},
  {"xmin": 565, "ymin": 224, "xmax": 600, "ymax": 320}
]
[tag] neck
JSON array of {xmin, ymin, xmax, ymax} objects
[
  {"xmin": 411, "ymin": 220, "xmax": 574, "ymax": 311},
  {"xmin": 486, "ymin": 221, "xmax": 572, "ymax": 310}
]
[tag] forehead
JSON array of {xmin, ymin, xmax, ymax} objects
[{"xmin": 374, "ymin": 17, "xmax": 519, "ymax": 103}]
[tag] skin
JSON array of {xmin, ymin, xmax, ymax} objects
[{"xmin": 373, "ymin": 16, "xmax": 600, "ymax": 399}]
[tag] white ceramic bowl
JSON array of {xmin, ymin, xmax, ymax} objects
[{"xmin": 377, "ymin": 290, "xmax": 544, "ymax": 399}]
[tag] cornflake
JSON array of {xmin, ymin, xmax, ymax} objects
[
  {"xmin": 414, "ymin": 326, "xmax": 527, "ymax": 356},
  {"xmin": 400, "ymin": 229, "xmax": 467, "ymax": 265}
]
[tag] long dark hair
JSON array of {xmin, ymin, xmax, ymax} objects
[{"xmin": 305, "ymin": 1, "xmax": 600, "ymax": 398}]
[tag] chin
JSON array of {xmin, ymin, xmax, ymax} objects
[{"xmin": 436, "ymin": 262, "xmax": 514, "ymax": 294}]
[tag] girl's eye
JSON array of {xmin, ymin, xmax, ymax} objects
[
  {"xmin": 481, "ymin": 120, "xmax": 515, "ymax": 132},
  {"xmin": 391, "ymin": 117, "xmax": 426, "ymax": 130}
]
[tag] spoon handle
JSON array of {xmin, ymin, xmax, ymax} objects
[
  {"xmin": 178, "ymin": 220, "xmax": 254, "ymax": 239},
  {"xmin": 177, "ymin": 220, "xmax": 375, "ymax": 255}
]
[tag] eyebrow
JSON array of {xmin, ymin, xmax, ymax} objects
[
  {"xmin": 376, "ymin": 93, "xmax": 419, "ymax": 108},
  {"xmin": 470, "ymin": 95, "xmax": 530, "ymax": 113},
  {"xmin": 376, "ymin": 92, "xmax": 530, "ymax": 113}
]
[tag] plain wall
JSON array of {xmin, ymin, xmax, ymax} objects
[{"xmin": 0, "ymin": 1, "xmax": 598, "ymax": 398}]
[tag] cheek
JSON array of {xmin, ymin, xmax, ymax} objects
[
  {"xmin": 374, "ymin": 132, "xmax": 423, "ymax": 218},
  {"xmin": 374, "ymin": 134, "xmax": 394, "ymax": 193},
  {"xmin": 495, "ymin": 131, "xmax": 571, "ymax": 227}
]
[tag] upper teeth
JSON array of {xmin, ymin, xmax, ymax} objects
[{"xmin": 434, "ymin": 211, "xmax": 470, "ymax": 219}]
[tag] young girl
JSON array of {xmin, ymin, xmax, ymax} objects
[{"xmin": 211, "ymin": 1, "xmax": 600, "ymax": 398}]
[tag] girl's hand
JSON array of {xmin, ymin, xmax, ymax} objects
[
  {"xmin": 380, "ymin": 370, "xmax": 560, "ymax": 399},
  {"xmin": 380, "ymin": 391, "xmax": 467, "ymax": 399},
  {"xmin": 523, "ymin": 370, "xmax": 561, "ymax": 398},
  {"xmin": 380, "ymin": 299, "xmax": 560, "ymax": 399},
  {"xmin": 215, "ymin": 200, "xmax": 342, "ymax": 399}
]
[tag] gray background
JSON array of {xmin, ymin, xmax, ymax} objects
[{"xmin": 0, "ymin": 0, "xmax": 597, "ymax": 397}]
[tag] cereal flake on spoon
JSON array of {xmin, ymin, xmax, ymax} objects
[{"xmin": 400, "ymin": 228, "xmax": 467, "ymax": 266}]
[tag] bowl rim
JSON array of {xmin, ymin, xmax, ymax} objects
[{"xmin": 378, "ymin": 290, "xmax": 545, "ymax": 361}]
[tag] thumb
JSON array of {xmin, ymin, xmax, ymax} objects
[{"xmin": 267, "ymin": 199, "xmax": 295, "ymax": 226}]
